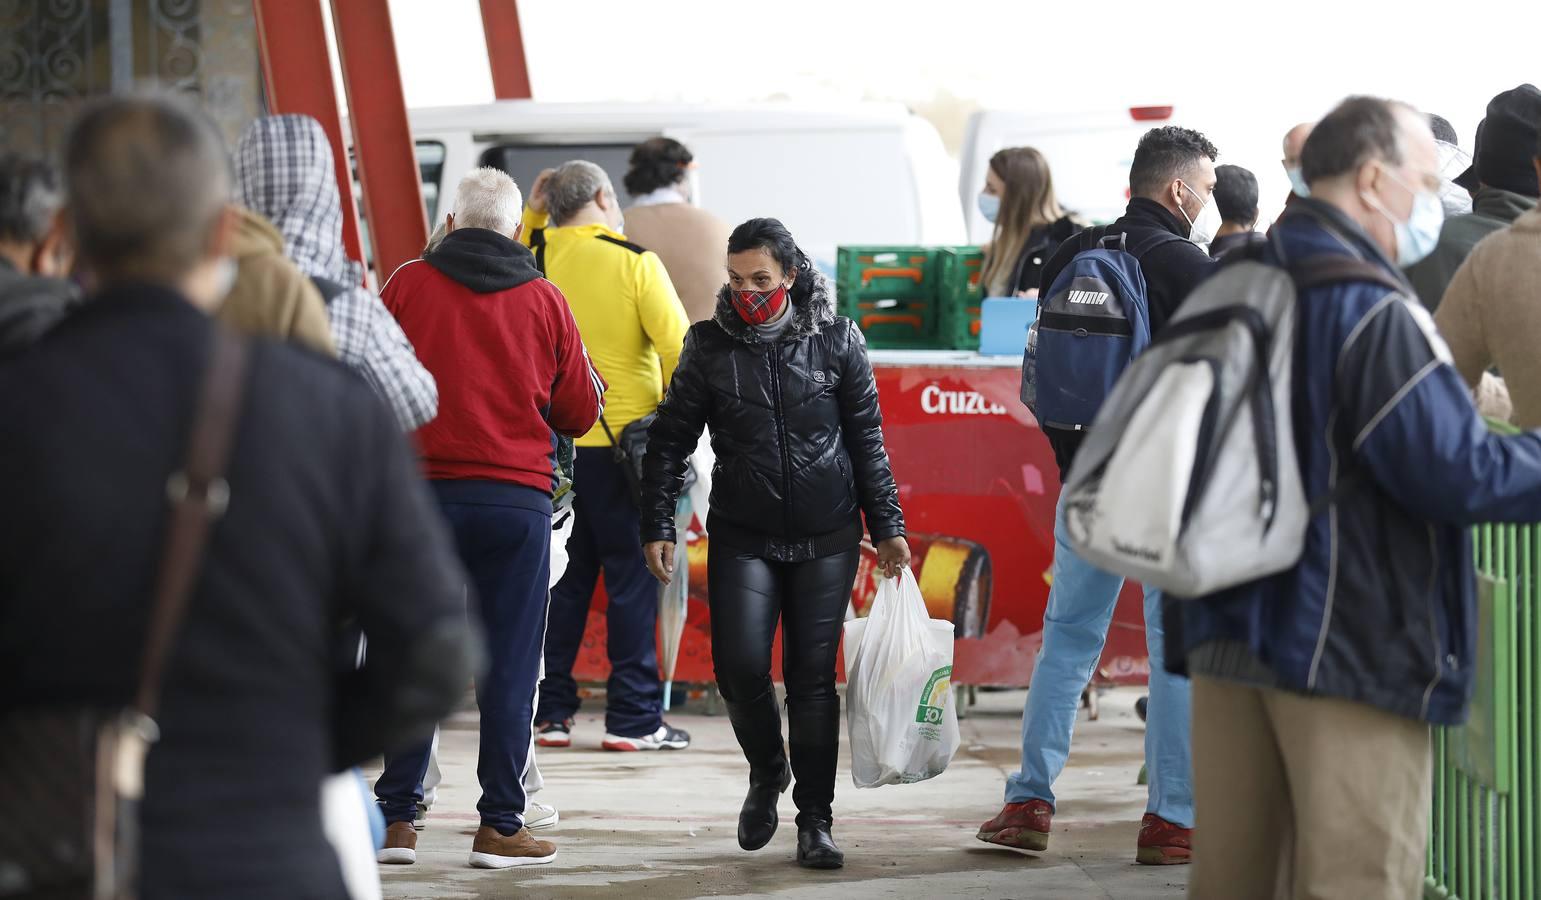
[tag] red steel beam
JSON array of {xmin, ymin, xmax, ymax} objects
[
  {"xmin": 250, "ymin": 0, "xmax": 366, "ymax": 268},
  {"xmin": 329, "ymin": 0, "xmax": 428, "ymax": 282},
  {"xmin": 479, "ymin": 0, "xmax": 533, "ymax": 100}
]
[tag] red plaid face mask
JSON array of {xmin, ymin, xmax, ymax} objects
[{"xmin": 731, "ymin": 284, "xmax": 789, "ymax": 325}]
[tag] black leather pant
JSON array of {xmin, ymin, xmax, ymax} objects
[{"xmin": 708, "ymin": 542, "xmax": 861, "ymax": 827}]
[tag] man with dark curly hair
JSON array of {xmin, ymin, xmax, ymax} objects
[
  {"xmin": 978, "ymin": 124, "xmax": 1219, "ymax": 867},
  {"xmin": 620, "ymin": 137, "xmax": 733, "ymax": 324}
]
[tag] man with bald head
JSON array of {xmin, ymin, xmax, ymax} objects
[
  {"xmin": 1281, "ymin": 120, "xmax": 1314, "ymax": 200},
  {"xmin": 1169, "ymin": 97, "xmax": 1541, "ymax": 898}
]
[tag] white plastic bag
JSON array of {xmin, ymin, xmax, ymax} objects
[{"xmin": 843, "ymin": 568, "xmax": 960, "ymax": 788}]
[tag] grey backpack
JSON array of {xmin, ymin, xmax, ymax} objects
[{"xmin": 1060, "ymin": 238, "xmax": 1402, "ymax": 598}]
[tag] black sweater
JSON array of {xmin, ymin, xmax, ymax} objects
[{"xmin": 0, "ymin": 287, "xmax": 474, "ymax": 899}]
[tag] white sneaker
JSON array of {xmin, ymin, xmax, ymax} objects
[
  {"xmin": 525, "ymin": 800, "xmax": 559, "ymax": 831},
  {"xmin": 601, "ymin": 723, "xmax": 691, "ymax": 752}
]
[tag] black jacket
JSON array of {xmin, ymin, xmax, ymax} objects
[
  {"xmin": 640, "ymin": 271, "xmax": 905, "ymax": 561},
  {"xmin": 1208, "ymin": 230, "xmax": 1267, "ymax": 260},
  {"xmin": 1006, "ymin": 215, "xmax": 1083, "ymax": 296},
  {"xmin": 0, "ymin": 286, "xmax": 474, "ymax": 899},
  {"xmin": 1036, "ymin": 198, "xmax": 1217, "ymax": 476}
]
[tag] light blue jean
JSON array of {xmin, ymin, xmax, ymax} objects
[{"xmin": 1005, "ymin": 493, "xmax": 1193, "ymax": 828}]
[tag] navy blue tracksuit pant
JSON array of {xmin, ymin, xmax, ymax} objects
[
  {"xmin": 537, "ymin": 447, "xmax": 662, "ymax": 738},
  {"xmin": 376, "ymin": 480, "xmax": 550, "ymax": 834}
]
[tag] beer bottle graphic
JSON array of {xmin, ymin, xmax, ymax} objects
[{"xmin": 682, "ymin": 532, "xmax": 992, "ymax": 639}]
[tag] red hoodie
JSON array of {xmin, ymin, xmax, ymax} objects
[{"xmin": 382, "ymin": 228, "xmax": 604, "ymax": 494}]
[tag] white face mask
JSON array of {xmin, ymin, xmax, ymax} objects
[
  {"xmin": 1178, "ymin": 182, "xmax": 1221, "ymax": 246},
  {"xmin": 1363, "ymin": 164, "xmax": 1445, "ymax": 267}
]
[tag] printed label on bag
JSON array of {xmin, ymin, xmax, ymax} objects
[{"xmin": 915, "ymin": 665, "xmax": 952, "ymax": 726}]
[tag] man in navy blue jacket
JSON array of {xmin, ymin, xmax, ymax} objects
[{"xmin": 1171, "ymin": 96, "xmax": 1541, "ymax": 899}]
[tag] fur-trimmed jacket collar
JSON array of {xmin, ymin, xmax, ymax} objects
[{"xmin": 711, "ymin": 269, "xmax": 837, "ymax": 344}]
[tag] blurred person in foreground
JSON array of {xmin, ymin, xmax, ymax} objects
[
  {"xmin": 521, "ymin": 161, "xmax": 693, "ymax": 753},
  {"xmin": 1437, "ymin": 120, "xmax": 1541, "ymax": 429},
  {"xmin": 0, "ymin": 153, "xmax": 78, "ymax": 355},
  {"xmin": 1208, "ymin": 164, "xmax": 1266, "ymax": 259},
  {"xmin": 621, "ymin": 137, "xmax": 734, "ymax": 323},
  {"xmin": 1170, "ymin": 96, "xmax": 1541, "ymax": 900},
  {"xmin": 978, "ymin": 125, "xmax": 1220, "ymax": 867},
  {"xmin": 640, "ymin": 217, "xmax": 909, "ymax": 869},
  {"xmin": 376, "ymin": 167, "xmax": 604, "ymax": 869},
  {"xmin": 235, "ymin": 114, "xmax": 438, "ymax": 430},
  {"xmin": 0, "ymin": 94, "xmax": 473, "ymax": 899},
  {"xmin": 1406, "ymin": 85, "xmax": 1541, "ymax": 310},
  {"xmin": 977, "ymin": 146, "xmax": 1082, "ymax": 297}
]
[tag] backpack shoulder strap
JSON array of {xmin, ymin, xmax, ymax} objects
[
  {"xmin": 1288, "ymin": 256, "xmax": 1404, "ymax": 294},
  {"xmin": 1127, "ymin": 230, "xmax": 1187, "ymax": 261}
]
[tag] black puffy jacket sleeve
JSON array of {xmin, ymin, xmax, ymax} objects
[
  {"xmin": 640, "ymin": 326, "xmax": 711, "ymax": 544},
  {"xmin": 837, "ymin": 320, "xmax": 905, "ymax": 541}
]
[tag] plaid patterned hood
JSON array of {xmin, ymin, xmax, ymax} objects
[
  {"xmin": 712, "ymin": 267, "xmax": 837, "ymax": 345},
  {"xmin": 234, "ymin": 115, "xmax": 363, "ymax": 286}
]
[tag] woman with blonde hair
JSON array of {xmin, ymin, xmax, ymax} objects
[{"xmin": 978, "ymin": 147, "xmax": 1082, "ymax": 297}]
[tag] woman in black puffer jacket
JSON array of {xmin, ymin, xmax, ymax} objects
[{"xmin": 640, "ymin": 218, "xmax": 909, "ymax": 870}]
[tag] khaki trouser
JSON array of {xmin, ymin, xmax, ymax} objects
[{"xmin": 1189, "ymin": 676, "xmax": 1431, "ymax": 900}]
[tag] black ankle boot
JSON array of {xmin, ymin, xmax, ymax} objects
[
  {"xmin": 796, "ymin": 818, "xmax": 844, "ymax": 869},
  {"xmin": 738, "ymin": 758, "xmax": 791, "ymax": 851}
]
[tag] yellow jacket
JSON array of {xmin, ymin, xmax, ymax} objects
[{"xmin": 523, "ymin": 208, "xmax": 689, "ymax": 447}]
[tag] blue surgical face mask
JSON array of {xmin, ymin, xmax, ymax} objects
[
  {"xmin": 1365, "ymin": 165, "xmax": 1444, "ymax": 267},
  {"xmin": 1286, "ymin": 166, "xmax": 1310, "ymax": 198},
  {"xmin": 977, "ymin": 191, "xmax": 1001, "ymax": 223}
]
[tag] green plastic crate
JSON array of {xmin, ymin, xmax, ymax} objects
[
  {"xmin": 938, "ymin": 247, "xmax": 985, "ymax": 350},
  {"xmin": 850, "ymin": 297, "xmax": 943, "ymax": 349},
  {"xmin": 836, "ymin": 246, "xmax": 938, "ymax": 302}
]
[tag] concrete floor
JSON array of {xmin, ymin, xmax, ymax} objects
[{"xmin": 363, "ymin": 687, "xmax": 1188, "ymax": 900}]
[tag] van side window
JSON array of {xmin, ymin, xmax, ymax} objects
[
  {"xmin": 418, "ymin": 141, "xmax": 447, "ymax": 221},
  {"xmin": 477, "ymin": 143, "xmax": 636, "ymax": 210}
]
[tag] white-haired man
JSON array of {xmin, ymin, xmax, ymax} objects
[{"xmin": 377, "ymin": 167, "xmax": 605, "ymax": 870}]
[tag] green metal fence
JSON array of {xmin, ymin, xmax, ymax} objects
[{"xmin": 1425, "ymin": 518, "xmax": 1541, "ymax": 900}]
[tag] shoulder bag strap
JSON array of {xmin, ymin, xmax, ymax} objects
[
  {"xmin": 134, "ymin": 327, "xmax": 250, "ymax": 719},
  {"xmin": 597, "ymin": 414, "xmax": 619, "ymax": 447}
]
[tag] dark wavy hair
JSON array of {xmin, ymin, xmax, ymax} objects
[
  {"xmin": 727, "ymin": 217, "xmax": 816, "ymax": 299},
  {"xmin": 624, "ymin": 137, "xmax": 693, "ymax": 197}
]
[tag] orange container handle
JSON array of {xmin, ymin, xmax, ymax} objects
[
  {"xmin": 861, "ymin": 267, "xmax": 925, "ymax": 286},
  {"xmin": 862, "ymin": 313, "xmax": 925, "ymax": 330}
]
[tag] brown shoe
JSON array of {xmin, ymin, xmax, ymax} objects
[
  {"xmin": 377, "ymin": 821, "xmax": 417, "ymax": 864},
  {"xmin": 468, "ymin": 825, "xmax": 558, "ymax": 869}
]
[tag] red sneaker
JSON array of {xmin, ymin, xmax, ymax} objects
[
  {"xmin": 976, "ymin": 799, "xmax": 1053, "ymax": 852},
  {"xmin": 1136, "ymin": 813, "xmax": 1192, "ymax": 865}
]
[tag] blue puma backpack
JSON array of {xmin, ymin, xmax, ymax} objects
[{"xmin": 1021, "ymin": 229, "xmax": 1184, "ymax": 430}]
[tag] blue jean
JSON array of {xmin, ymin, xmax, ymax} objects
[
  {"xmin": 538, "ymin": 448, "xmax": 662, "ymax": 738},
  {"xmin": 1006, "ymin": 493, "xmax": 1193, "ymax": 828},
  {"xmin": 376, "ymin": 481, "xmax": 551, "ymax": 834}
]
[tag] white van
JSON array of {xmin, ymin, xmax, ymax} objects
[{"xmin": 403, "ymin": 101, "xmax": 966, "ymax": 271}]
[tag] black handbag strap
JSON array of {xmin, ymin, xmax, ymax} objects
[
  {"xmin": 598, "ymin": 414, "xmax": 620, "ymax": 448},
  {"xmin": 134, "ymin": 328, "xmax": 249, "ymax": 719}
]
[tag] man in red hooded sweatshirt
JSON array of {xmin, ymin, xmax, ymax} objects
[{"xmin": 376, "ymin": 167, "xmax": 605, "ymax": 871}]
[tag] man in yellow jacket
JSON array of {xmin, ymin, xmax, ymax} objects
[{"xmin": 523, "ymin": 160, "xmax": 693, "ymax": 752}]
